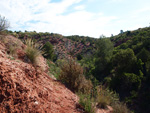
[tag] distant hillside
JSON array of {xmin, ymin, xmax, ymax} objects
[
  {"xmin": 9, "ymin": 31, "xmax": 97, "ymax": 60},
  {"xmin": 110, "ymin": 27, "xmax": 150, "ymax": 47}
]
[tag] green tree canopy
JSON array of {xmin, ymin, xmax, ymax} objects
[
  {"xmin": 137, "ymin": 48, "xmax": 150, "ymax": 75},
  {"xmin": 93, "ymin": 38, "xmax": 114, "ymax": 81},
  {"xmin": 112, "ymin": 48, "xmax": 137, "ymax": 74},
  {"xmin": 43, "ymin": 42, "xmax": 54, "ymax": 60},
  {"xmin": 137, "ymin": 48, "xmax": 150, "ymax": 63},
  {"xmin": 110, "ymin": 48, "xmax": 144, "ymax": 100}
]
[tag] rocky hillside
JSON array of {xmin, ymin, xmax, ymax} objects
[
  {"xmin": 110, "ymin": 27, "xmax": 150, "ymax": 47},
  {"xmin": 0, "ymin": 35, "xmax": 82, "ymax": 113},
  {"xmin": 0, "ymin": 35, "xmax": 113, "ymax": 113},
  {"xmin": 10, "ymin": 31, "xmax": 96, "ymax": 59}
]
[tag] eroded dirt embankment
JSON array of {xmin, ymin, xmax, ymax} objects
[{"xmin": 0, "ymin": 36, "xmax": 80, "ymax": 113}]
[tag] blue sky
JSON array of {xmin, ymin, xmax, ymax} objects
[{"xmin": 0, "ymin": 0, "xmax": 150, "ymax": 38}]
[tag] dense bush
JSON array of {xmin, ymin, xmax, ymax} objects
[
  {"xmin": 58, "ymin": 59, "xmax": 93, "ymax": 93},
  {"xmin": 96, "ymin": 86, "xmax": 118, "ymax": 109},
  {"xmin": 78, "ymin": 93, "xmax": 95, "ymax": 113},
  {"xmin": 95, "ymin": 86, "xmax": 131, "ymax": 113},
  {"xmin": 93, "ymin": 38, "xmax": 114, "ymax": 81},
  {"xmin": 108, "ymin": 27, "xmax": 150, "ymax": 112},
  {"xmin": 42, "ymin": 42, "xmax": 54, "ymax": 60},
  {"xmin": 112, "ymin": 102, "xmax": 131, "ymax": 113}
]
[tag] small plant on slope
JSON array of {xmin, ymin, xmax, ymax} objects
[
  {"xmin": 112, "ymin": 102, "xmax": 131, "ymax": 113},
  {"xmin": 78, "ymin": 92, "xmax": 95, "ymax": 113},
  {"xmin": 58, "ymin": 58, "xmax": 93, "ymax": 94},
  {"xmin": 25, "ymin": 38, "xmax": 43, "ymax": 65}
]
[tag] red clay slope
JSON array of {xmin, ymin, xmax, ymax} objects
[{"xmin": 0, "ymin": 36, "xmax": 81, "ymax": 113}]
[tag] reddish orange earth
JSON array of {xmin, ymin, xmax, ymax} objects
[{"xmin": 0, "ymin": 35, "xmax": 113, "ymax": 113}]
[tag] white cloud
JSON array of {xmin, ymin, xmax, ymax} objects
[
  {"xmin": 25, "ymin": 10, "xmax": 117, "ymax": 37},
  {"xmin": 1, "ymin": 0, "xmax": 149, "ymax": 37},
  {"xmin": 0, "ymin": 0, "xmax": 118, "ymax": 37},
  {"xmin": 133, "ymin": 7, "xmax": 150, "ymax": 16},
  {"xmin": 0, "ymin": 0, "xmax": 83, "ymax": 28},
  {"xmin": 74, "ymin": 5, "xmax": 85, "ymax": 10},
  {"xmin": 109, "ymin": 0, "xmax": 124, "ymax": 2}
]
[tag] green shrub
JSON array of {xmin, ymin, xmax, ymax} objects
[
  {"xmin": 95, "ymin": 86, "xmax": 132, "ymax": 112},
  {"xmin": 97, "ymin": 94, "xmax": 111, "ymax": 109},
  {"xmin": 96, "ymin": 86, "xmax": 119, "ymax": 109},
  {"xmin": 96, "ymin": 87, "xmax": 111, "ymax": 109},
  {"xmin": 58, "ymin": 59, "xmax": 93, "ymax": 93},
  {"xmin": 47, "ymin": 60, "xmax": 60, "ymax": 79},
  {"xmin": 112, "ymin": 102, "xmax": 131, "ymax": 113},
  {"xmin": 42, "ymin": 42, "xmax": 54, "ymax": 60},
  {"xmin": 25, "ymin": 38, "xmax": 43, "ymax": 65},
  {"xmin": 78, "ymin": 93, "xmax": 95, "ymax": 113}
]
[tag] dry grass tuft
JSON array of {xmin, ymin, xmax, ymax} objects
[
  {"xmin": 112, "ymin": 102, "xmax": 131, "ymax": 113},
  {"xmin": 25, "ymin": 38, "xmax": 43, "ymax": 65}
]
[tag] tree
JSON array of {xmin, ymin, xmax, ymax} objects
[
  {"xmin": 137, "ymin": 48, "xmax": 150, "ymax": 75},
  {"xmin": 0, "ymin": 15, "xmax": 9, "ymax": 32},
  {"xmin": 42, "ymin": 42, "xmax": 54, "ymax": 60},
  {"xmin": 112, "ymin": 48, "xmax": 137, "ymax": 74},
  {"xmin": 110, "ymin": 72, "xmax": 142, "ymax": 100},
  {"xmin": 110, "ymin": 48, "xmax": 144, "ymax": 100},
  {"xmin": 58, "ymin": 59, "xmax": 93, "ymax": 93},
  {"xmin": 137, "ymin": 48, "xmax": 150, "ymax": 63},
  {"xmin": 93, "ymin": 38, "xmax": 114, "ymax": 81}
]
